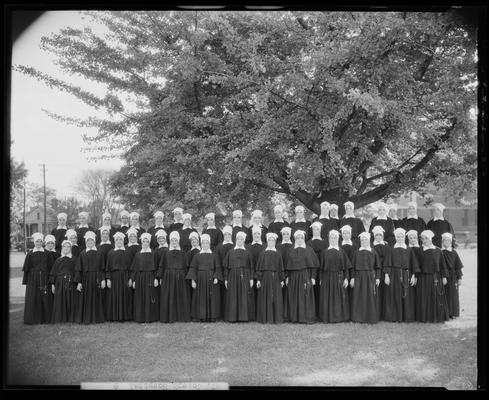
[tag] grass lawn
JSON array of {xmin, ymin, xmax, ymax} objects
[{"xmin": 7, "ymin": 250, "xmax": 478, "ymax": 389}]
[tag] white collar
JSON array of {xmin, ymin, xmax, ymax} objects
[
  {"xmin": 408, "ymin": 243, "xmax": 420, "ymax": 248},
  {"xmin": 319, "ymin": 215, "xmax": 330, "ymax": 219},
  {"xmin": 114, "ymin": 247, "xmax": 125, "ymax": 251},
  {"xmin": 376, "ymin": 216, "xmax": 387, "ymax": 220},
  {"xmin": 158, "ymin": 244, "xmax": 168, "ymax": 248},
  {"xmin": 200, "ymin": 249, "xmax": 212, "ymax": 254},
  {"xmin": 140, "ymin": 248, "xmax": 152, "ymax": 253},
  {"xmin": 191, "ymin": 246, "xmax": 201, "ymax": 251},
  {"xmin": 71, "ymin": 243, "xmax": 78, "ymax": 247},
  {"xmin": 78, "ymin": 224, "xmax": 89, "ymax": 228},
  {"xmin": 294, "ymin": 218, "xmax": 306, "ymax": 223},
  {"xmin": 442, "ymin": 247, "xmax": 453, "ymax": 252},
  {"xmin": 128, "ymin": 242, "xmax": 139, "ymax": 247},
  {"xmin": 294, "ymin": 243, "xmax": 306, "ymax": 249},
  {"xmin": 251, "ymin": 241, "xmax": 263, "ymax": 245},
  {"xmin": 86, "ymin": 247, "xmax": 97, "ymax": 252},
  {"xmin": 99, "ymin": 241, "xmax": 112, "ymax": 245},
  {"xmin": 61, "ymin": 254, "xmax": 72, "ymax": 258},
  {"xmin": 391, "ymin": 217, "xmax": 398, "ymax": 220},
  {"xmin": 422, "ymin": 244, "xmax": 436, "ymax": 251},
  {"xmin": 173, "ymin": 220, "xmax": 183, "ymax": 224},
  {"xmin": 331, "ymin": 216, "xmax": 339, "ymax": 220},
  {"xmin": 373, "ymin": 241, "xmax": 387, "ymax": 246},
  {"xmin": 341, "ymin": 239, "xmax": 353, "ymax": 246},
  {"xmin": 154, "ymin": 225, "xmax": 165, "ymax": 229},
  {"xmin": 48, "ymin": 249, "xmax": 57, "ymax": 252},
  {"xmin": 206, "ymin": 225, "xmax": 216, "ymax": 229},
  {"xmin": 343, "ymin": 214, "xmax": 355, "ymax": 219},
  {"xmin": 56, "ymin": 226, "xmax": 67, "ymax": 230},
  {"xmin": 234, "ymin": 245, "xmax": 246, "ymax": 250},
  {"xmin": 232, "ymin": 223, "xmax": 242, "ymax": 228},
  {"xmin": 359, "ymin": 246, "xmax": 372, "ymax": 252},
  {"xmin": 407, "ymin": 214, "xmax": 418, "ymax": 219},
  {"xmin": 120, "ymin": 224, "xmax": 129, "ymax": 228},
  {"xmin": 169, "ymin": 246, "xmax": 181, "ymax": 251},
  {"xmin": 311, "ymin": 236, "xmax": 322, "ymax": 241},
  {"xmin": 394, "ymin": 243, "xmax": 407, "ymax": 249},
  {"xmin": 273, "ymin": 218, "xmax": 284, "ymax": 223},
  {"xmin": 222, "ymin": 240, "xmax": 234, "ymax": 245},
  {"xmin": 131, "ymin": 225, "xmax": 140, "ymax": 230},
  {"xmin": 433, "ymin": 217, "xmax": 445, "ymax": 221},
  {"xmin": 182, "ymin": 226, "xmax": 193, "ymax": 230},
  {"xmin": 281, "ymin": 239, "xmax": 292, "ymax": 244},
  {"xmin": 265, "ymin": 248, "xmax": 277, "ymax": 252},
  {"xmin": 328, "ymin": 245, "xmax": 340, "ymax": 251},
  {"xmin": 32, "ymin": 247, "xmax": 45, "ymax": 252}
]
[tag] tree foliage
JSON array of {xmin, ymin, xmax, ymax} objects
[{"xmin": 15, "ymin": 10, "xmax": 477, "ymax": 215}]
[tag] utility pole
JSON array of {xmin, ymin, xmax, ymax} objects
[
  {"xmin": 42, "ymin": 164, "xmax": 47, "ymax": 235},
  {"xmin": 23, "ymin": 178, "xmax": 26, "ymax": 254}
]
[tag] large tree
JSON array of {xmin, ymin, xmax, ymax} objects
[{"xmin": 16, "ymin": 10, "xmax": 477, "ymax": 215}]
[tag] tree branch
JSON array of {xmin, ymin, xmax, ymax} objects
[{"xmin": 243, "ymin": 178, "xmax": 289, "ymax": 194}]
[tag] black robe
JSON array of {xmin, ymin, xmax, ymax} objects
[
  {"xmin": 126, "ymin": 244, "xmax": 141, "ymax": 265},
  {"xmin": 383, "ymin": 246, "xmax": 420, "ymax": 322},
  {"xmin": 415, "ymin": 247, "xmax": 449, "ymax": 322},
  {"xmin": 441, "ymin": 249, "xmax": 464, "ymax": 318},
  {"xmin": 76, "ymin": 226, "xmax": 95, "ymax": 250},
  {"xmin": 369, "ymin": 218, "xmax": 396, "ymax": 246},
  {"xmin": 223, "ymin": 248, "xmax": 255, "ymax": 322},
  {"xmin": 340, "ymin": 242, "xmax": 357, "ymax": 264},
  {"xmin": 372, "ymin": 242, "xmax": 392, "ymax": 321},
  {"xmin": 284, "ymin": 246, "xmax": 319, "ymax": 323},
  {"xmin": 157, "ymin": 249, "xmax": 191, "ymax": 322},
  {"xmin": 74, "ymin": 249, "xmax": 106, "ymax": 324},
  {"xmin": 185, "ymin": 252, "xmax": 222, "ymax": 321},
  {"xmin": 187, "ymin": 248, "xmax": 201, "ymax": 265},
  {"xmin": 49, "ymin": 255, "xmax": 76, "ymax": 323},
  {"xmin": 168, "ymin": 221, "xmax": 183, "ymax": 234},
  {"xmin": 71, "ymin": 244, "xmax": 81, "ymax": 261},
  {"xmin": 178, "ymin": 227, "xmax": 198, "ymax": 253},
  {"xmin": 154, "ymin": 246, "xmax": 168, "ymax": 270},
  {"xmin": 340, "ymin": 217, "xmax": 365, "ymax": 248},
  {"xmin": 307, "ymin": 238, "xmax": 328, "ymax": 316},
  {"xmin": 267, "ymin": 221, "xmax": 290, "ymax": 243},
  {"xmin": 350, "ymin": 249, "xmax": 381, "ymax": 323},
  {"xmin": 50, "ymin": 227, "xmax": 68, "ymax": 254},
  {"xmin": 203, "ymin": 227, "xmax": 224, "ymax": 251},
  {"xmin": 215, "ymin": 242, "xmax": 234, "ymax": 315},
  {"xmin": 105, "ymin": 248, "xmax": 133, "ymax": 321},
  {"xmin": 22, "ymin": 250, "xmax": 53, "ymax": 324},
  {"xmin": 392, "ymin": 219, "xmax": 402, "ymax": 229},
  {"xmin": 277, "ymin": 242, "xmax": 294, "ymax": 320},
  {"xmin": 427, "ymin": 219, "xmax": 456, "ymax": 248},
  {"xmin": 290, "ymin": 221, "xmax": 312, "ymax": 242},
  {"xmin": 255, "ymin": 250, "xmax": 285, "ymax": 323},
  {"xmin": 130, "ymin": 251, "xmax": 159, "ymax": 323},
  {"xmin": 401, "ymin": 217, "xmax": 427, "ymax": 245},
  {"xmin": 318, "ymin": 247, "xmax": 352, "ymax": 323}
]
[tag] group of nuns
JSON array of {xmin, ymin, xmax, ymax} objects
[{"xmin": 22, "ymin": 200, "xmax": 464, "ymax": 325}]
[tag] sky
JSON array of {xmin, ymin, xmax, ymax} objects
[{"xmin": 10, "ymin": 11, "xmax": 123, "ymax": 199}]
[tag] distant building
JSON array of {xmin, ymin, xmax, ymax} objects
[{"xmin": 23, "ymin": 206, "xmax": 57, "ymax": 237}]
